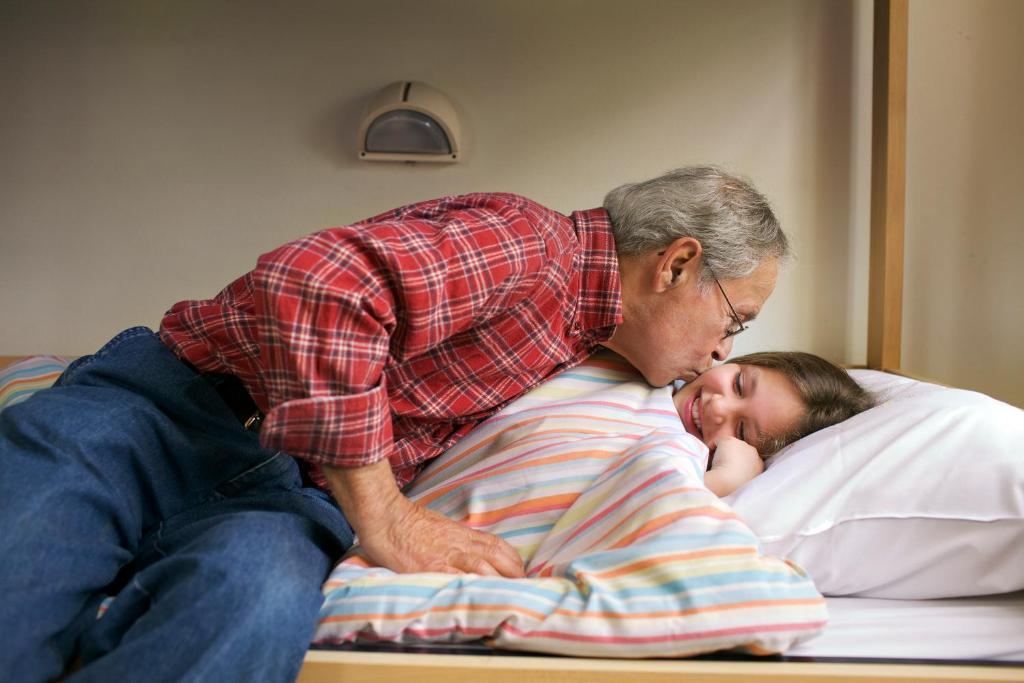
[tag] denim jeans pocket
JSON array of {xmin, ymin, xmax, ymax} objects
[{"xmin": 212, "ymin": 451, "xmax": 302, "ymax": 500}]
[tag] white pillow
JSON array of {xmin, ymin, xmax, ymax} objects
[{"xmin": 724, "ymin": 370, "xmax": 1024, "ymax": 599}]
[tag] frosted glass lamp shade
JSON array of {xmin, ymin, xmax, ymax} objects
[
  {"xmin": 365, "ymin": 111, "xmax": 451, "ymax": 155},
  {"xmin": 357, "ymin": 82, "xmax": 461, "ymax": 163}
]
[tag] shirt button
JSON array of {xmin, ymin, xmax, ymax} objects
[{"xmin": 569, "ymin": 322, "xmax": 582, "ymax": 337}]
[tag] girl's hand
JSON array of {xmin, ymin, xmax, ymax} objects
[{"xmin": 704, "ymin": 436, "xmax": 764, "ymax": 497}]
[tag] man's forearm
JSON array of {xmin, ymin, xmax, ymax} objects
[{"xmin": 321, "ymin": 458, "xmax": 403, "ymax": 541}]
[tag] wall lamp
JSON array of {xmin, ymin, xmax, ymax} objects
[{"xmin": 357, "ymin": 81, "xmax": 461, "ymax": 163}]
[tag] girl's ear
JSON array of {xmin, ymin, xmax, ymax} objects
[{"xmin": 654, "ymin": 237, "xmax": 703, "ymax": 292}]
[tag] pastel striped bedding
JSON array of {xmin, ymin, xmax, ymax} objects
[
  {"xmin": 0, "ymin": 354, "xmax": 826, "ymax": 656},
  {"xmin": 314, "ymin": 351, "xmax": 827, "ymax": 657},
  {"xmin": 0, "ymin": 356, "xmax": 70, "ymax": 411}
]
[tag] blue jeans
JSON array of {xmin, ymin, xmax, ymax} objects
[{"xmin": 0, "ymin": 328, "xmax": 354, "ymax": 682}]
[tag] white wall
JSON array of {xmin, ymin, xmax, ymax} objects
[
  {"xmin": 2, "ymin": 1, "xmax": 870, "ymax": 367},
  {"xmin": 904, "ymin": 0, "xmax": 1024, "ymax": 407}
]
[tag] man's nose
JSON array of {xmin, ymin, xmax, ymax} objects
[{"xmin": 711, "ymin": 335, "xmax": 734, "ymax": 363}]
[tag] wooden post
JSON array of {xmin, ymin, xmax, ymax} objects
[{"xmin": 867, "ymin": 0, "xmax": 908, "ymax": 371}]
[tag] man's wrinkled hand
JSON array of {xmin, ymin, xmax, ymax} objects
[
  {"xmin": 360, "ymin": 496, "xmax": 525, "ymax": 577},
  {"xmin": 322, "ymin": 459, "xmax": 524, "ymax": 578}
]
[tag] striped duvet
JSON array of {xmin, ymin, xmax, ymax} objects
[
  {"xmin": 0, "ymin": 356, "xmax": 69, "ymax": 411},
  {"xmin": 314, "ymin": 351, "xmax": 827, "ymax": 657}
]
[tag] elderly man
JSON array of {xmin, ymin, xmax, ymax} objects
[{"xmin": 0, "ymin": 166, "xmax": 787, "ymax": 681}]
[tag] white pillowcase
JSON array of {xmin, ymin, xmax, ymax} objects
[{"xmin": 724, "ymin": 370, "xmax": 1024, "ymax": 599}]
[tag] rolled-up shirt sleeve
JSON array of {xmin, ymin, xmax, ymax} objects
[
  {"xmin": 261, "ymin": 387, "xmax": 394, "ymax": 468},
  {"xmin": 252, "ymin": 227, "xmax": 402, "ymax": 468}
]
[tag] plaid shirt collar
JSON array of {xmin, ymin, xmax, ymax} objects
[{"xmin": 570, "ymin": 207, "xmax": 623, "ymax": 339}]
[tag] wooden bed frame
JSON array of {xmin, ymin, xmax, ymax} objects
[
  {"xmin": 2, "ymin": 2, "xmax": 1021, "ymax": 681},
  {"xmin": 298, "ymin": 651, "xmax": 1024, "ymax": 682}
]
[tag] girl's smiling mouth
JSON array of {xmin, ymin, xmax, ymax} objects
[{"xmin": 683, "ymin": 389, "xmax": 704, "ymax": 439}]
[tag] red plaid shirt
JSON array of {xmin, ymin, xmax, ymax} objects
[{"xmin": 159, "ymin": 193, "xmax": 622, "ymax": 488}]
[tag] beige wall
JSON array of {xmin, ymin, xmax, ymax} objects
[
  {"xmin": 0, "ymin": 0, "xmax": 872, "ymax": 366},
  {"xmin": 904, "ymin": 0, "xmax": 1024, "ymax": 407}
]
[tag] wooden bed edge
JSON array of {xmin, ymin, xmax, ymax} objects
[
  {"xmin": 297, "ymin": 650, "xmax": 1024, "ymax": 683},
  {"xmin": 0, "ymin": 354, "xmax": 76, "ymax": 369},
  {"xmin": 0, "ymin": 354, "xmax": 78, "ymax": 373}
]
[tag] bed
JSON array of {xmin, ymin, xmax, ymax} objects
[
  {"xmin": 3, "ymin": 2, "xmax": 1024, "ymax": 680},
  {"xmin": 3, "ymin": 350, "xmax": 1022, "ymax": 682}
]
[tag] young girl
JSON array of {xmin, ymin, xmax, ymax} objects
[{"xmin": 678, "ymin": 352, "xmax": 876, "ymax": 496}]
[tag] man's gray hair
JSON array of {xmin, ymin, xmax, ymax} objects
[{"xmin": 603, "ymin": 166, "xmax": 790, "ymax": 286}]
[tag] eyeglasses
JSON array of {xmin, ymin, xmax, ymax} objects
[{"xmin": 711, "ymin": 272, "xmax": 747, "ymax": 339}]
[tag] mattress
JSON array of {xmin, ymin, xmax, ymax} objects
[
  {"xmin": 312, "ymin": 592, "xmax": 1024, "ymax": 669},
  {"xmin": 788, "ymin": 592, "xmax": 1024, "ymax": 662}
]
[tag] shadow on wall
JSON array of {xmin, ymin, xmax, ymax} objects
[{"xmin": 307, "ymin": 92, "xmax": 372, "ymax": 168}]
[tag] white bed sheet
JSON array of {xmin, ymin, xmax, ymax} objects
[{"xmin": 788, "ymin": 592, "xmax": 1024, "ymax": 662}]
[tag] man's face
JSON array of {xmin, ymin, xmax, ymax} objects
[{"xmin": 608, "ymin": 255, "xmax": 779, "ymax": 387}]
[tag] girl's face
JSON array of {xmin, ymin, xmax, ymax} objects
[{"xmin": 672, "ymin": 363, "xmax": 805, "ymax": 452}]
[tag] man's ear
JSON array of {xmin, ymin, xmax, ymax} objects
[{"xmin": 654, "ymin": 237, "xmax": 703, "ymax": 292}]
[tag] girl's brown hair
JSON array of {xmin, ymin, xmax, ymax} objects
[{"xmin": 729, "ymin": 351, "xmax": 876, "ymax": 456}]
